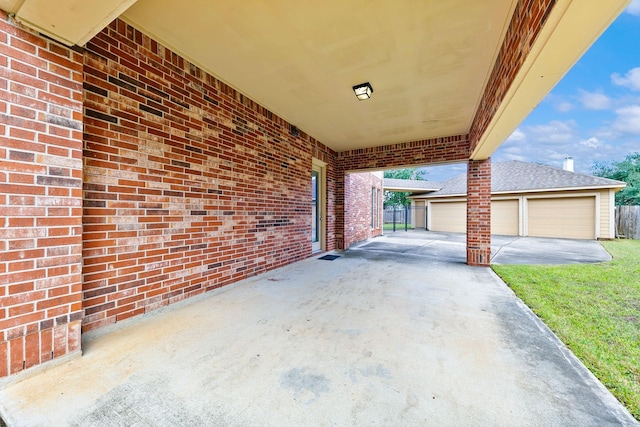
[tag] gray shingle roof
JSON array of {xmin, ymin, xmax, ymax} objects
[{"xmin": 420, "ymin": 160, "xmax": 626, "ymax": 196}]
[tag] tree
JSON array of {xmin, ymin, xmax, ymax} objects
[
  {"xmin": 383, "ymin": 168, "xmax": 428, "ymax": 207},
  {"xmin": 592, "ymin": 152, "xmax": 640, "ymax": 205}
]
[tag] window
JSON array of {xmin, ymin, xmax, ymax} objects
[
  {"xmin": 376, "ymin": 188, "xmax": 381, "ymax": 228},
  {"xmin": 371, "ymin": 187, "xmax": 381, "ymax": 229},
  {"xmin": 371, "ymin": 187, "xmax": 376, "ymax": 228}
]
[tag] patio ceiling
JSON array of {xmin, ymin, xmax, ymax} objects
[
  {"xmin": 119, "ymin": 0, "xmax": 515, "ymax": 153},
  {"xmin": 1, "ymin": 0, "xmax": 630, "ymax": 157}
]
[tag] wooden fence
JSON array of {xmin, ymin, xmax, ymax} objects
[{"xmin": 615, "ymin": 206, "xmax": 640, "ymax": 239}]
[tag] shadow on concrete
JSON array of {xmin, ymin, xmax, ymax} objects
[
  {"xmin": 0, "ymin": 233, "xmax": 634, "ymax": 426},
  {"xmin": 356, "ymin": 230, "xmax": 612, "ymax": 265}
]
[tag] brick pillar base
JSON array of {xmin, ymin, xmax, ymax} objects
[{"xmin": 467, "ymin": 158, "xmax": 491, "ymax": 266}]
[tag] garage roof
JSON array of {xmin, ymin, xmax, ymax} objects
[{"xmin": 407, "ymin": 161, "xmax": 627, "ymax": 197}]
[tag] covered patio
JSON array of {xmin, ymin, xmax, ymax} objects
[
  {"xmin": 1, "ymin": 244, "xmax": 635, "ymax": 425},
  {"xmin": 0, "ymin": 0, "xmax": 631, "ymax": 387}
]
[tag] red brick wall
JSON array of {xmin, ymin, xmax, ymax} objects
[
  {"xmin": 469, "ymin": 0, "xmax": 556, "ymax": 150},
  {"xmin": 467, "ymin": 158, "xmax": 491, "ymax": 266},
  {"xmin": 335, "ymin": 135, "xmax": 470, "ymax": 249},
  {"xmin": 337, "ymin": 135, "xmax": 469, "ymax": 172},
  {"xmin": 0, "ymin": 12, "xmax": 84, "ymax": 377},
  {"xmin": 344, "ymin": 172, "xmax": 383, "ymax": 247},
  {"xmin": 81, "ymin": 19, "xmax": 337, "ymax": 332},
  {"xmin": 465, "ymin": 0, "xmax": 555, "ymax": 265}
]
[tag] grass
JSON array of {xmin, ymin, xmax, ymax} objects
[
  {"xmin": 492, "ymin": 239, "xmax": 640, "ymax": 421},
  {"xmin": 383, "ymin": 223, "xmax": 412, "ymax": 231}
]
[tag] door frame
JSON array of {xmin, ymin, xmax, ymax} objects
[{"xmin": 312, "ymin": 158, "xmax": 327, "ymax": 252}]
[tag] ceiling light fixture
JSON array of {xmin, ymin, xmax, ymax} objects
[{"xmin": 352, "ymin": 82, "xmax": 373, "ymax": 100}]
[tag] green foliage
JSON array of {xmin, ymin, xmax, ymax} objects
[
  {"xmin": 383, "ymin": 168, "xmax": 427, "ymax": 207},
  {"xmin": 592, "ymin": 152, "xmax": 640, "ymax": 205},
  {"xmin": 493, "ymin": 240, "xmax": 640, "ymax": 420}
]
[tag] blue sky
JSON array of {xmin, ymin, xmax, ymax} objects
[{"xmin": 424, "ymin": 1, "xmax": 640, "ymax": 182}]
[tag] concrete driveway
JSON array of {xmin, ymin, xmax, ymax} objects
[
  {"xmin": 0, "ymin": 239, "xmax": 636, "ymax": 426},
  {"xmin": 361, "ymin": 230, "xmax": 612, "ymax": 264}
]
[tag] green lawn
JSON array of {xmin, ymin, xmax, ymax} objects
[
  {"xmin": 383, "ymin": 223, "xmax": 412, "ymax": 231},
  {"xmin": 492, "ymin": 239, "xmax": 640, "ymax": 421}
]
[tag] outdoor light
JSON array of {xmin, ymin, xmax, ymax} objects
[{"xmin": 352, "ymin": 82, "xmax": 373, "ymax": 100}]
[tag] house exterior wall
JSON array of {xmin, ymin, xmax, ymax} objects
[
  {"xmin": 0, "ymin": 11, "xmax": 84, "ymax": 377},
  {"xmin": 344, "ymin": 172, "xmax": 383, "ymax": 247},
  {"xmin": 336, "ymin": 135, "xmax": 470, "ymax": 172},
  {"xmin": 334, "ymin": 135, "xmax": 470, "ymax": 252},
  {"xmin": 0, "ymin": 14, "xmax": 340, "ymax": 378},
  {"xmin": 80, "ymin": 19, "xmax": 338, "ymax": 333}
]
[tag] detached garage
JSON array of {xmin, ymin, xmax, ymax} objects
[{"xmin": 399, "ymin": 161, "xmax": 626, "ymax": 240}]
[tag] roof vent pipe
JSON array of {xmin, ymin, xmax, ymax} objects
[{"xmin": 563, "ymin": 157, "xmax": 574, "ymax": 172}]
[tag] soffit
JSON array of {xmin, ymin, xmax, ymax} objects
[
  {"xmin": 472, "ymin": 0, "xmax": 631, "ymax": 161},
  {"xmin": 0, "ymin": 0, "xmax": 137, "ymax": 46},
  {"xmin": 121, "ymin": 0, "xmax": 515, "ymax": 152}
]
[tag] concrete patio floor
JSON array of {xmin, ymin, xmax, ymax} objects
[
  {"xmin": 366, "ymin": 230, "xmax": 613, "ymax": 264},
  {"xmin": 0, "ymin": 237, "xmax": 636, "ymax": 426}
]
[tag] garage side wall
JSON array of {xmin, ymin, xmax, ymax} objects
[
  {"xmin": 344, "ymin": 172, "xmax": 383, "ymax": 247},
  {"xmin": 0, "ymin": 13, "xmax": 84, "ymax": 377},
  {"xmin": 82, "ymin": 19, "xmax": 337, "ymax": 333}
]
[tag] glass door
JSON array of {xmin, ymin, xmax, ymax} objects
[{"xmin": 311, "ymin": 169, "xmax": 320, "ymax": 252}]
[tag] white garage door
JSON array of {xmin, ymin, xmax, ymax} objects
[
  {"xmin": 492, "ymin": 200, "xmax": 519, "ymax": 236},
  {"xmin": 430, "ymin": 201, "xmax": 466, "ymax": 233},
  {"xmin": 528, "ymin": 197, "xmax": 596, "ymax": 239}
]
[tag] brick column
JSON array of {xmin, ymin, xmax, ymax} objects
[
  {"xmin": 0, "ymin": 12, "xmax": 84, "ymax": 378},
  {"xmin": 467, "ymin": 158, "xmax": 491, "ymax": 266},
  {"xmin": 334, "ymin": 169, "xmax": 345, "ymax": 250}
]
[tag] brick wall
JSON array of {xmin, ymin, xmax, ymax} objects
[
  {"xmin": 464, "ymin": 0, "xmax": 556, "ymax": 265},
  {"xmin": 337, "ymin": 135, "xmax": 469, "ymax": 172},
  {"xmin": 469, "ymin": 0, "xmax": 556, "ymax": 150},
  {"xmin": 81, "ymin": 19, "xmax": 337, "ymax": 332},
  {"xmin": 466, "ymin": 158, "xmax": 491, "ymax": 266},
  {"xmin": 335, "ymin": 135, "xmax": 470, "ymax": 250},
  {"xmin": 344, "ymin": 172, "xmax": 383, "ymax": 247},
  {"xmin": 0, "ymin": 12, "xmax": 84, "ymax": 377}
]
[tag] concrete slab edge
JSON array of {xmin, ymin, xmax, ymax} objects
[
  {"xmin": 0, "ymin": 350, "xmax": 82, "ymax": 389},
  {"xmin": 82, "ymin": 275, "xmax": 261, "ymax": 345},
  {"xmin": 0, "ymin": 350, "xmax": 82, "ymax": 426},
  {"xmin": 488, "ymin": 269, "xmax": 639, "ymax": 426},
  {"xmin": 81, "ymin": 252, "xmax": 338, "ymax": 345}
]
